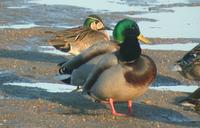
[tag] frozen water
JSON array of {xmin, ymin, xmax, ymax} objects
[
  {"xmin": 150, "ymin": 85, "xmax": 199, "ymax": 92},
  {"xmin": 3, "ymin": 82, "xmax": 77, "ymax": 93},
  {"xmin": 141, "ymin": 43, "xmax": 199, "ymax": 51},
  {"xmin": 130, "ymin": 6, "xmax": 200, "ymax": 38},
  {"xmin": 3, "ymin": 82, "xmax": 198, "ymax": 93},
  {"xmin": 0, "ymin": 23, "xmax": 39, "ymax": 29},
  {"xmin": 7, "ymin": 6, "xmax": 28, "ymax": 9},
  {"xmin": 38, "ymin": 46, "xmax": 70, "ymax": 56},
  {"xmin": 155, "ymin": 0, "xmax": 189, "ymax": 4},
  {"xmin": 29, "ymin": 0, "xmax": 149, "ymax": 12}
]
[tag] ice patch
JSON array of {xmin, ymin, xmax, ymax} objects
[
  {"xmin": 29, "ymin": 0, "xmax": 149, "ymax": 12},
  {"xmin": 141, "ymin": 43, "xmax": 199, "ymax": 51},
  {"xmin": 150, "ymin": 85, "xmax": 199, "ymax": 92},
  {"xmin": 130, "ymin": 7, "xmax": 200, "ymax": 38},
  {"xmin": 38, "ymin": 46, "xmax": 70, "ymax": 56},
  {"xmin": 3, "ymin": 82, "xmax": 77, "ymax": 93},
  {"xmin": 7, "ymin": 6, "xmax": 28, "ymax": 9},
  {"xmin": 156, "ymin": 0, "xmax": 189, "ymax": 4},
  {"xmin": 0, "ymin": 23, "xmax": 39, "ymax": 29}
]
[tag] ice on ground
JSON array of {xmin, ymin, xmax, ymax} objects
[
  {"xmin": 130, "ymin": 7, "xmax": 200, "ymax": 38},
  {"xmin": 155, "ymin": 0, "xmax": 189, "ymax": 4},
  {"xmin": 38, "ymin": 46, "xmax": 70, "ymax": 56},
  {"xmin": 7, "ymin": 6, "xmax": 28, "ymax": 9},
  {"xmin": 0, "ymin": 23, "xmax": 39, "ymax": 29},
  {"xmin": 3, "ymin": 82, "xmax": 77, "ymax": 93},
  {"xmin": 141, "ymin": 43, "xmax": 199, "ymax": 51},
  {"xmin": 29, "ymin": 0, "xmax": 149, "ymax": 12},
  {"xmin": 3, "ymin": 81, "xmax": 199, "ymax": 93},
  {"xmin": 150, "ymin": 85, "xmax": 199, "ymax": 92}
]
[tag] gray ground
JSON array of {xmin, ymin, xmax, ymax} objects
[{"xmin": 0, "ymin": 0, "xmax": 200, "ymax": 128}]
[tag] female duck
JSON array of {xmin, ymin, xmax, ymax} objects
[
  {"xmin": 48, "ymin": 14, "xmax": 110, "ymax": 55},
  {"xmin": 83, "ymin": 19, "xmax": 157, "ymax": 116},
  {"xmin": 175, "ymin": 43, "xmax": 200, "ymax": 81},
  {"xmin": 174, "ymin": 43, "xmax": 200, "ymax": 112}
]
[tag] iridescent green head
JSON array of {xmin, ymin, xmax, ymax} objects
[
  {"xmin": 83, "ymin": 14, "xmax": 105, "ymax": 30},
  {"xmin": 113, "ymin": 18, "xmax": 150, "ymax": 44}
]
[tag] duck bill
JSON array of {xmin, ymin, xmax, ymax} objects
[{"xmin": 137, "ymin": 34, "xmax": 151, "ymax": 44}]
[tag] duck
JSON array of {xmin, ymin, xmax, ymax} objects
[
  {"xmin": 57, "ymin": 41, "xmax": 119, "ymax": 86},
  {"xmin": 58, "ymin": 19, "xmax": 151, "ymax": 91},
  {"xmin": 175, "ymin": 43, "xmax": 200, "ymax": 81},
  {"xmin": 48, "ymin": 14, "xmax": 110, "ymax": 55},
  {"xmin": 81, "ymin": 19, "xmax": 157, "ymax": 116},
  {"xmin": 174, "ymin": 43, "xmax": 200, "ymax": 112}
]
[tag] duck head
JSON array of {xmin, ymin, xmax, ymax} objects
[
  {"xmin": 84, "ymin": 14, "xmax": 110, "ymax": 31},
  {"xmin": 113, "ymin": 18, "xmax": 150, "ymax": 61},
  {"xmin": 113, "ymin": 18, "xmax": 150, "ymax": 44}
]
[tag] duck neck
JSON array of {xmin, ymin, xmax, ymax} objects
[{"xmin": 119, "ymin": 37, "xmax": 141, "ymax": 62}]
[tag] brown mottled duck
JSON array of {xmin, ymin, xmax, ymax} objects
[{"xmin": 48, "ymin": 14, "xmax": 110, "ymax": 55}]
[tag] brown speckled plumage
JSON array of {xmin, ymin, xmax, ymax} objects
[{"xmin": 48, "ymin": 15, "xmax": 110, "ymax": 55}]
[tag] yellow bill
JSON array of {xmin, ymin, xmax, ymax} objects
[{"xmin": 137, "ymin": 34, "xmax": 151, "ymax": 44}]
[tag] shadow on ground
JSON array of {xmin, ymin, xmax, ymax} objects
[
  {"xmin": 0, "ymin": 83, "xmax": 199, "ymax": 127},
  {"xmin": 0, "ymin": 49, "xmax": 70, "ymax": 64}
]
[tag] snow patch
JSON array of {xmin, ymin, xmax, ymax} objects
[
  {"xmin": 0, "ymin": 23, "xmax": 39, "ymax": 29},
  {"xmin": 7, "ymin": 6, "xmax": 28, "ymax": 9},
  {"xmin": 38, "ymin": 46, "xmax": 70, "ymax": 56},
  {"xmin": 150, "ymin": 85, "xmax": 199, "ymax": 92}
]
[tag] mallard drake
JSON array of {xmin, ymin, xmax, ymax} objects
[
  {"xmin": 82, "ymin": 19, "xmax": 157, "ymax": 116},
  {"xmin": 58, "ymin": 19, "xmax": 151, "ymax": 90},
  {"xmin": 48, "ymin": 14, "xmax": 110, "ymax": 55},
  {"xmin": 174, "ymin": 43, "xmax": 200, "ymax": 111}
]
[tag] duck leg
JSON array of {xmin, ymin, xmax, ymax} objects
[
  {"xmin": 109, "ymin": 98, "xmax": 126, "ymax": 116},
  {"xmin": 128, "ymin": 100, "xmax": 133, "ymax": 115}
]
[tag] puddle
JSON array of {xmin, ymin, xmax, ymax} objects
[
  {"xmin": 38, "ymin": 46, "xmax": 70, "ymax": 56},
  {"xmin": 3, "ymin": 82, "xmax": 77, "ymax": 93},
  {"xmin": 141, "ymin": 42, "xmax": 198, "ymax": 51},
  {"xmin": 130, "ymin": 6, "xmax": 200, "ymax": 38},
  {"xmin": 150, "ymin": 85, "xmax": 199, "ymax": 92},
  {"xmin": 0, "ymin": 23, "xmax": 39, "ymax": 29}
]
